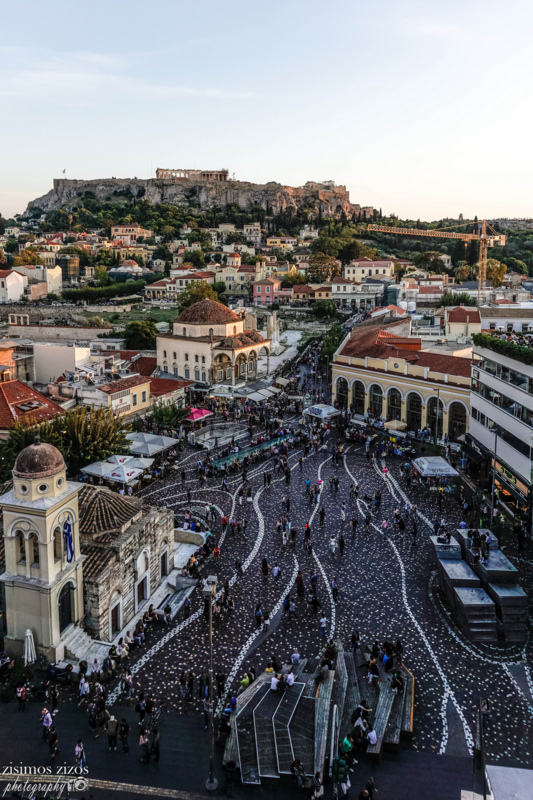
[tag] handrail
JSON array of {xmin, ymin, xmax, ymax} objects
[{"xmin": 329, "ymin": 704, "xmax": 339, "ymax": 778}]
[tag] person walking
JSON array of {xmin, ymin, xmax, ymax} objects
[
  {"xmin": 41, "ymin": 707, "xmax": 52, "ymax": 741},
  {"xmin": 106, "ymin": 715, "xmax": 119, "ymax": 751},
  {"xmin": 74, "ymin": 739, "xmax": 86, "ymax": 767},
  {"xmin": 151, "ymin": 727, "xmax": 161, "ymax": 763},
  {"xmin": 139, "ymin": 730, "xmax": 150, "ymax": 763},
  {"xmin": 16, "ymin": 684, "xmax": 27, "ymax": 711},
  {"xmin": 119, "ymin": 719, "xmax": 130, "ymax": 754},
  {"xmin": 319, "ymin": 615, "xmax": 327, "ymax": 639},
  {"xmin": 331, "ymin": 578, "xmax": 339, "ymax": 602}
]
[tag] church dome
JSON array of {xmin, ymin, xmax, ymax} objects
[
  {"xmin": 13, "ymin": 442, "xmax": 65, "ymax": 480},
  {"xmin": 176, "ymin": 299, "xmax": 241, "ymax": 325}
]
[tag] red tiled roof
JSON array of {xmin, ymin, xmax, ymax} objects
[
  {"xmin": 0, "ymin": 270, "xmax": 17, "ymax": 279},
  {"xmin": 447, "ymin": 307, "xmax": 481, "ymax": 323},
  {"xmin": 98, "ymin": 376, "xmax": 150, "ymax": 394},
  {"xmin": 148, "ymin": 377, "xmax": 193, "ymax": 396},
  {"xmin": 417, "ymin": 286, "xmax": 442, "ymax": 294},
  {"xmin": 332, "ymin": 276, "xmax": 354, "ymax": 284},
  {"xmin": 134, "ymin": 357, "xmax": 157, "ymax": 376},
  {"xmin": 0, "ymin": 380, "xmax": 63, "ymax": 430},
  {"xmin": 339, "ymin": 320, "xmax": 472, "ymax": 378},
  {"xmin": 99, "ymin": 350, "xmax": 140, "ymax": 360},
  {"xmin": 492, "ymin": 299, "xmax": 519, "ymax": 305},
  {"xmin": 293, "ymin": 285, "xmax": 313, "ymax": 293}
]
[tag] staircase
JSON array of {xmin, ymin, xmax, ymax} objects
[
  {"xmin": 273, "ymin": 682, "xmax": 305, "ymax": 774},
  {"xmin": 254, "ymin": 689, "xmax": 284, "ymax": 778},
  {"xmin": 62, "ymin": 624, "xmax": 110, "ymax": 665}
]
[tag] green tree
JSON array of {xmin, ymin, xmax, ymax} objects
[
  {"xmin": 0, "ymin": 407, "xmax": 130, "ymax": 479},
  {"xmin": 454, "ymin": 262, "xmax": 471, "ymax": 282},
  {"xmin": 502, "ymin": 257, "xmax": 528, "ymax": 275},
  {"xmin": 281, "ymin": 271, "xmax": 306, "ymax": 288},
  {"xmin": 94, "ymin": 264, "xmax": 112, "ymax": 286},
  {"xmin": 320, "ymin": 323, "xmax": 345, "ymax": 362},
  {"xmin": 4, "ymin": 238, "xmax": 18, "ymax": 253},
  {"xmin": 178, "ymin": 281, "xmax": 219, "ymax": 310},
  {"xmin": 312, "ymin": 300, "xmax": 337, "ymax": 319},
  {"xmin": 151, "ymin": 402, "xmax": 189, "ymax": 429},
  {"xmin": 413, "ymin": 251, "xmax": 446, "ymax": 273},
  {"xmin": 124, "ymin": 320, "xmax": 158, "ymax": 349},
  {"xmin": 440, "ymin": 292, "xmax": 477, "ymax": 307},
  {"xmin": 182, "ymin": 249, "xmax": 205, "ymax": 267},
  {"xmin": 485, "ymin": 258, "xmax": 506, "ymax": 288},
  {"xmin": 153, "ymin": 244, "xmax": 172, "ymax": 263},
  {"xmin": 308, "ymin": 252, "xmax": 340, "ymax": 283}
]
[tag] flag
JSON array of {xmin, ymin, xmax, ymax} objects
[
  {"xmin": 63, "ymin": 516, "xmax": 74, "ymax": 563},
  {"xmin": 62, "ymin": 169, "xmax": 66, "ymax": 174}
]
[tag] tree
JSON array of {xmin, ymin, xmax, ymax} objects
[
  {"xmin": 312, "ymin": 300, "xmax": 337, "ymax": 319},
  {"xmin": 153, "ymin": 244, "xmax": 172, "ymax": 263},
  {"xmin": 454, "ymin": 262, "xmax": 471, "ymax": 282},
  {"xmin": 182, "ymin": 249, "xmax": 205, "ymax": 267},
  {"xmin": 12, "ymin": 247, "xmax": 43, "ymax": 266},
  {"xmin": 151, "ymin": 402, "xmax": 189, "ymax": 430},
  {"xmin": 0, "ymin": 406, "xmax": 130, "ymax": 480},
  {"xmin": 502, "ymin": 257, "xmax": 528, "ymax": 275},
  {"xmin": 485, "ymin": 258, "xmax": 506, "ymax": 288},
  {"xmin": 413, "ymin": 251, "xmax": 446, "ymax": 273},
  {"xmin": 124, "ymin": 320, "xmax": 158, "ymax": 349},
  {"xmin": 320, "ymin": 323, "xmax": 345, "ymax": 362},
  {"xmin": 178, "ymin": 281, "xmax": 219, "ymax": 310},
  {"xmin": 308, "ymin": 252, "xmax": 340, "ymax": 283},
  {"xmin": 440, "ymin": 292, "xmax": 477, "ymax": 307},
  {"xmin": 281, "ymin": 271, "xmax": 306, "ymax": 288},
  {"xmin": 4, "ymin": 238, "xmax": 18, "ymax": 253},
  {"xmin": 59, "ymin": 245, "xmax": 90, "ymax": 266},
  {"xmin": 94, "ymin": 264, "xmax": 112, "ymax": 286}
]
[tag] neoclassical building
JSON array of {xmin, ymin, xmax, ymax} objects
[
  {"xmin": 0, "ymin": 442, "xmax": 174, "ymax": 660},
  {"xmin": 331, "ymin": 318, "xmax": 471, "ymax": 440},
  {"xmin": 156, "ymin": 298, "xmax": 271, "ymax": 386}
]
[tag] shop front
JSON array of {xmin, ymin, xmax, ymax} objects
[{"xmin": 493, "ymin": 458, "xmax": 531, "ymax": 527}]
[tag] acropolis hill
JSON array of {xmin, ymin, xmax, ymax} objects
[{"xmin": 26, "ymin": 172, "xmax": 373, "ymax": 218}]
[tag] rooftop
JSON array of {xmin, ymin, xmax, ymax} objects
[
  {"xmin": 175, "ymin": 298, "xmax": 241, "ymax": 325},
  {"xmin": 97, "ymin": 375, "xmax": 150, "ymax": 394}
]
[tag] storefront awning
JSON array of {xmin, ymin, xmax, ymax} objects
[
  {"xmin": 275, "ymin": 377, "xmax": 290, "ymax": 386},
  {"xmin": 462, "ymin": 443, "xmax": 486, "ymax": 465}
]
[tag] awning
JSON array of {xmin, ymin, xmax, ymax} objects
[
  {"xmin": 247, "ymin": 392, "xmax": 268, "ymax": 402},
  {"xmin": 413, "ymin": 456, "xmax": 459, "ymax": 477},
  {"xmin": 257, "ymin": 388, "xmax": 275, "ymax": 398},
  {"xmin": 268, "ymin": 386, "xmax": 281, "ymax": 394},
  {"xmin": 462, "ymin": 443, "xmax": 485, "ymax": 465},
  {"xmin": 384, "ymin": 420, "xmax": 407, "ymax": 431},
  {"xmin": 275, "ymin": 377, "xmax": 290, "ymax": 386}
]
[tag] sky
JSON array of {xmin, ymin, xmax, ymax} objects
[{"xmin": 1, "ymin": 0, "xmax": 532, "ymax": 221}]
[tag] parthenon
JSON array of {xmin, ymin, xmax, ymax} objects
[{"xmin": 155, "ymin": 167, "xmax": 229, "ymax": 181}]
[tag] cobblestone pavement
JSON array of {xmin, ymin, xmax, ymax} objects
[{"xmin": 105, "ymin": 376, "xmax": 533, "ymax": 769}]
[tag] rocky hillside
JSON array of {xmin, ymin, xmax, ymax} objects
[{"xmin": 26, "ymin": 177, "xmax": 372, "ymax": 218}]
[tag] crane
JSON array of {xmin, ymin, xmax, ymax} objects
[{"xmin": 366, "ymin": 221, "xmax": 506, "ymax": 304}]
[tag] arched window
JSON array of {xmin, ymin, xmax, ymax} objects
[
  {"xmin": 233, "ymin": 326, "xmax": 237, "ymax": 334},
  {"xmin": 195, "ymin": 369, "xmax": 200, "ymax": 380},
  {"xmin": 201, "ymin": 355, "xmax": 205, "ymax": 364},
  {"xmin": 54, "ymin": 528, "xmax": 62, "ymax": 561},
  {"xmin": 173, "ymin": 352, "xmax": 177, "ymax": 360},
  {"xmin": 163, "ymin": 350, "xmax": 167, "ymax": 358},
  {"xmin": 29, "ymin": 533, "xmax": 39, "ymax": 565},
  {"xmin": 16, "ymin": 530, "xmax": 25, "ymax": 563},
  {"xmin": 185, "ymin": 353, "xmax": 189, "ymax": 361},
  {"xmin": 173, "ymin": 366, "xmax": 178, "ymax": 377},
  {"xmin": 209, "ymin": 328, "xmax": 214, "ymax": 336},
  {"xmin": 144, "ymin": 552, "xmax": 150, "ymax": 573},
  {"xmin": 195, "ymin": 355, "xmax": 199, "ymax": 363},
  {"xmin": 182, "ymin": 327, "xmax": 187, "ymax": 336},
  {"xmin": 202, "ymin": 371, "xmax": 206, "ymax": 382},
  {"xmin": 185, "ymin": 368, "xmax": 190, "ymax": 379}
]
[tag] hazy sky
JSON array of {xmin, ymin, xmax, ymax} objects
[{"xmin": 1, "ymin": 0, "xmax": 532, "ymax": 221}]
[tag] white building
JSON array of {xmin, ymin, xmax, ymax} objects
[
  {"xmin": 15, "ymin": 265, "xmax": 62, "ymax": 294},
  {"xmin": 469, "ymin": 337, "xmax": 533, "ymax": 522},
  {"xmin": 343, "ymin": 258, "xmax": 394, "ymax": 282},
  {"xmin": 0, "ymin": 270, "xmax": 26, "ymax": 303},
  {"xmin": 33, "ymin": 343, "xmax": 91, "ymax": 384}
]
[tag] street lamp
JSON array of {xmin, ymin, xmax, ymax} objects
[{"xmin": 203, "ymin": 575, "xmax": 218, "ymax": 792}]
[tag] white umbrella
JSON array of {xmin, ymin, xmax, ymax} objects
[
  {"xmin": 103, "ymin": 465, "xmax": 143, "ymax": 484},
  {"xmin": 126, "ymin": 457, "xmax": 154, "ymax": 470},
  {"xmin": 81, "ymin": 462, "xmax": 115, "ymax": 477},
  {"xmin": 145, "ymin": 435, "xmax": 179, "ymax": 449},
  {"xmin": 23, "ymin": 629, "xmax": 36, "ymax": 666},
  {"xmin": 104, "ymin": 455, "xmax": 134, "ymax": 465},
  {"xmin": 129, "ymin": 441, "xmax": 164, "ymax": 456},
  {"xmin": 126, "ymin": 432, "xmax": 157, "ymax": 443}
]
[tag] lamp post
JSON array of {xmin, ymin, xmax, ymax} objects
[{"xmin": 203, "ymin": 575, "xmax": 218, "ymax": 792}]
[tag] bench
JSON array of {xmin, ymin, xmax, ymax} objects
[
  {"xmin": 366, "ymin": 683, "xmax": 396, "ymax": 760},
  {"xmin": 314, "ymin": 669, "xmax": 335, "ymax": 776},
  {"xmin": 401, "ymin": 666, "xmax": 415, "ymax": 740}
]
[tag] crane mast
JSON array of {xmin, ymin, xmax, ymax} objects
[{"xmin": 366, "ymin": 221, "xmax": 506, "ymax": 305}]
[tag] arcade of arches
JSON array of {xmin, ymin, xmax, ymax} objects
[{"xmin": 333, "ymin": 377, "xmax": 469, "ymax": 441}]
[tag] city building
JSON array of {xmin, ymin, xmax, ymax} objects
[
  {"xmin": 469, "ymin": 335, "xmax": 533, "ymax": 523},
  {"xmin": 56, "ymin": 254, "xmax": 80, "ymax": 283},
  {"xmin": 0, "ymin": 270, "xmax": 26, "ymax": 303},
  {"xmin": 14, "ymin": 265, "xmax": 62, "ymax": 294},
  {"xmin": 253, "ymin": 277, "xmax": 292, "ymax": 305},
  {"xmin": 331, "ymin": 317, "xmax": 471, "ymax": 440},
  {"xmin": 144, "ymin": 271, "xmax": 216, "ymax": 300},
  {"xmin": 0, "ymin": 440, "xmax": 175, "ymax": 659},
  {"xmin": 343, "ymin": 258, "xmax": 395, "ymax": 282},
  {"xmin": 156, "ymin": 298, "xmax": 271, "ymax": 386},
  {"xmin": 110, "ymin": 223, "xmax": 152, "ymax": 244}
]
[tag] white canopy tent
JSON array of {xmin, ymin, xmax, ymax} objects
[
  {"xmin": 104, "ymin": 465, "xmax": 144, "ymax": 484},
  {"xmin": 81, "ymin": 461, "xmax": 115, "ymax": 477},
  {"xmin": 413, "ymin": 456, "xmax": 459, "ymax": 477},
  {"xmin": 304, "ymin": 403, "xmax": 340, "ymax": 420},
  {"xmin": 129, "ymin": 442, "xmax": 165, "ymax": 457}
]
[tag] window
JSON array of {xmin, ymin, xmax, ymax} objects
[
  {"xmin": 185, "ymin": 368, "xmax": 190, "ymax": 379},
  {"xmin": 163, "ymin": 350, "xmax": 167, "ymax": 358},
  {"xmin": 173, "ymin": 366, "xmax": 178, "ymax": 377},
  {"xmin": 132, "ymin": 394, "xmax": 137, "ymax": 407},
  {"xmin": 185, "ymin": 353, "xmax": 189, "ymax": 361},
  {"xmin": 16, "ymin": 531, "xmax": 25, "ymax": 563},
  {"xmin": 195, "ymin": 355, "xmax": 199, "ymax": 363},
  {"xmin": 218, "ymin": 370, "xmax": 223, "ymax": 380},
  {"xmin": 265, "ymin": 287, "xmax": 270, "ymax": 293},
  {"xmin": 54, "ymin": 528, "xmax": 62, "ymax": 561},
  {"xmin": 29, "ymin": 533, "xmax": 39, "ymax": 565},
  {"xmin": 201, "ymin": 356, "xmax": 205, "ymax": 364},
  {"xmin": 202, "ymin": 371, "xmax": 206, "ymax": 381},
  {"xmin": 142, "ymin": 390, "xmax": 147, "ymax": 403},
  {"xmin": 209, "ymin": 328, "xmax": 214, "ymax": 336},
  {"xmin": 173, "ymin": 352, "xmax": 176, "ymax": 360},
  {"xmin": 233, "ymin": 326, "xmax": 237, "ymax": 334},
  {"xmin": 195, "ymin": 369, "xmax": 200, "ymax": 380},
  {"xmin": 183, "ymin": 327, "xmax": 187, "ymax": 336}
]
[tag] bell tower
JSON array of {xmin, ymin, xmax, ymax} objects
[{"xmin": 0, "ymin": 441, "xmax": 85, "ymax": 660}]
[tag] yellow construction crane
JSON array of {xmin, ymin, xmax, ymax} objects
[{"xmin": 366, "ymin": 221, "xmax": 506, "ymax": 304}]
